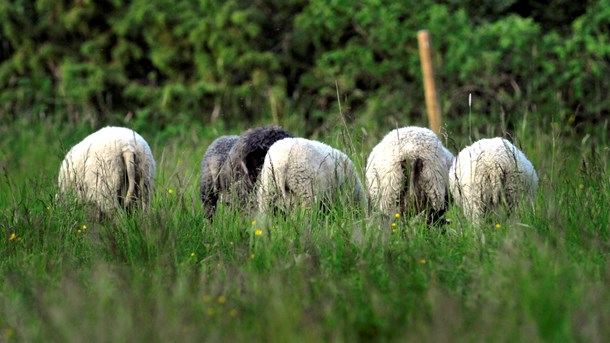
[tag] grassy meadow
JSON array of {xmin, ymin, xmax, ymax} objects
[{"xmin": 0, "ymin": 114, "xmax": 608, "ymax": 342}]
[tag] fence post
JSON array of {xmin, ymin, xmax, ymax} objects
[{"xmin": 417, "ymin": 30, "xmax": 441, "ymax": 135}]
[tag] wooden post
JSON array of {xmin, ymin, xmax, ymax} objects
[{"xmin": 417, "ymin": 30, "xmax": 441, "ymax": 136}]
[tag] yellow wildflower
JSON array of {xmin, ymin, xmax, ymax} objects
[
  {"xmin": 255, "ymin": 229, "xmax": 263, "ymax": 236},
  {"xmin": 230, "ymin": 241, "xmax": 234, "ymax": 246},
  {"xmin": 82, "ymin": 225, "xmax": 87, "ymax": 229},
  {"xmin": 419, "ymin": 259, "xmax": 427, "ymax": 264},
  {"xmin": 168, "ymin": 188, "xmax": 174, "ymax": 194},
  {"xmin": 217, "ymin": 295, "xmax": 226, "ymax": 304},
  {"xmin": 9, "ymin": 233, "xmax": 16, "ymax": 241},
  {"xmin": 77, "ymin": 229, "xmax": 82, "ymax": 234},
  {"xmin": 206, "ymin": 308, "xmax": 214, "ymax": 316},
  {"xmin": 495, "ymin": 223, "xmax": 501, "ymax": 229},
  {"xmin": 229, "ymin": 309, "xmax": 238, "ymax": 318},
  {"xmin": 395, "ymin": 213, "xmax": 401, "ymax": 219},
  {"xmin": 190, "ymin": 252, "xmax": 196, "ymax": 257},
  {"xmin": 202, "ymin": 295, "xmax": 212, "ymax": 303},
  {"xmin": 250, "ymin": 254, "xmax": 256, "ymax": 259},
  {"xmin": 4, "ymin": 327, "xmax": 14, "ymax": 339},
  {"xmin": 391, "ymin": 222, "xmax": 397, "ymax": 227},
  {"xmin": 578, "ymin": 183, "xmax": 584, "ymax": 190},
  {"xmin": 251, "ymin": 220, "xmax": 257, "ymax": 225}
]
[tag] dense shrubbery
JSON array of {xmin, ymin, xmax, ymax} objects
[{"xmin": 1, "ymin": 0, "xmax": 609, "ymax": 133}]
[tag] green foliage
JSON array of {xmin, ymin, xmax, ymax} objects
[{"xmin": 1, "ymin": 1, "xmax": 609, "ymax": 134}]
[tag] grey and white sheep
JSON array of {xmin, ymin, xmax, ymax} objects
[
  {"xmin": 199, "ymin": 125, "xmax": 293, "ymax": 218},
  {"xmin": 449, "ymin": 137, "xmax": 538, "ymax": 225},
  {"xmin": 58, "ymin": 126, "xmax": 156, "ymax": 212},
  {"xmin": 257, "ymin": 137, "xmax": 366, "ymax": 213},
  {"xmin": 199, "ymin": 135, "xmax": 239, "ymax": 218},
  {"xmin": 365, "ymin": 126, "xmax": 454, "ymax": 223}
]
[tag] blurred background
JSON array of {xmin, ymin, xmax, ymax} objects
[{"xmin": 0, "ymin": 0, "xmax": 608, "ymax": 138}]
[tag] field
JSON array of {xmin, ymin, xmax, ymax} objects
[{"xmin": 1, "ymin": 115, "xmax": 608, "ymax": 342}]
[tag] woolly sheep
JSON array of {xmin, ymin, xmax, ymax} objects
[
  {"xmin": 366, "ymin": 126, "xmax": 454, "ymax": 223},
  {"xmin": 199, "ymin": 135, "xmax": 239, "ymax": 219},
  {"xmin": 199, "ymin": 125, "xmax": 293, "ymax": 217},
  {"xmin": 449, "ymin": 137, "xmax": 538, "ymax": 225},
  {"xmin": 58, "ymin": 126, "xmax": 156, "ymax": 212},
  {"xmin": 257, "ymin": 137, "xmax": 366, "ymax": 213}
]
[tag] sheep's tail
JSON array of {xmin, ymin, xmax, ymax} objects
[{"xmin": 122, "ymin": 149, "xmax": 137, "ymax": 208}]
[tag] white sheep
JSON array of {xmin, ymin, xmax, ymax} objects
[
  {"xmin": 199, "ymin": 135, "xmax": 239, "ymax": 218},
  {"xmin": 366, "ymin": 126, "xmax": 454, "ymax": 222},
  {"xmin": 58, "ymin": 126, "xmax": 156, "ymax": 212},
  {"xmin": 257, "ymin": 137, "xmax": 366, "ymax": 213},
  {"xmin": 449, "ymin": 137, "xmax": 538, "ymax": 225}
]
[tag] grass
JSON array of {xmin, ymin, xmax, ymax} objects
[{"xmin": 0, "ymin": 116, "xmax": 608, "ymax": 342}]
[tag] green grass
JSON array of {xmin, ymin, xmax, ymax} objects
[{"xmin": 0, "ymin": 117, "xmax": 608, "ymax": 342}]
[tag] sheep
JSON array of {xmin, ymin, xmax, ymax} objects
[
  {"xmin": 58, "ymin": 126, "xmax": 156, "ymax": 213},
  {"xmin": 365, "ymin": 126, "xmax": 454, "ymax": 223},
  {"xmin": 199, "ymin": 125, "xmax": 293, "ymax": 217},
  {"xmin": 257, "ymin": 137, "xmax": 366, "ymax": 214},
  {"xmin": 199, "ymin": 135, "xmax": 239, "ymax": 219},
  {"xmin": 448, "ymin": 137, "xmax": 538, "ymax": 225}
]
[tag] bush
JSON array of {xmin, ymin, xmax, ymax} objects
[{"xmin": 0, "ymin": 0, "xmax": 608, "ymax": 135}]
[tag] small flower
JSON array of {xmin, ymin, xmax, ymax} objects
[
  {"xmin": 168, "ymin": 188, "xmax": 174, "ymax": 194},
  {"xmin": 82, "ymin": 225, "xmax": 87, "ymax": 229},
  {"xmin": 206, "ymin": 308, "xmax": 214, "ymax": 317},
  {"xmin": 202, "ymin": 295, "xmax": 212, "ymax": 303},
  {"xmin": 395, "ymin": 213, "xmax": 401, "ymax": 219},
  {"xmin": 392, "ymin": 229, "xmax": 397, "ymax": 234},
  {"xmin": 217, "ymin": 295, "xmax": 226, "ymax": 304},
  {"xmin": 578, "ymin": 183, "xmax": 584, "ymax": 190},
  {"xmin": 230, "ymin": 241, "xmax": 234, "ymax": 246},
  {"xmin": 567, "ymin": 115, "xmax": 576, "ymax": 125},
  {"xmin": 495, "ymin": 223, "xmax": 501, "ymax": 229},
  {"xmin": 251, "ymin": 220, "xmax": 257, "ymax": 225},
  {"xmin": 419, "ymin": 259, "xmax": 427, "ymax": 264},
  {"xmin": 391, "ymin": 222, "xmax": 397, "ymax": 228},
  {"xmin": 190, "ymin": 252, "xmax": 196, "ymax": 257},
  {"xmin": 229, "ymin": 309, "xmax": 238, "ymax": 318},
  {"xmin": 9, "ymin": 233, "xmax": 16, "ymax": 241},
  {"xmin": 46, "ymin": 206, "xmax": 51, "ymax": 211},
  {"xmin": 255, "ymin": 229, "xmax": 263, "ymax": 236},
  {"xmin": 4, "ymin": 327, "xmax": 14, "ymax": 339},
  {"xmin": 250, "ymin": 254, "xmax": 256, "ymax": 259},
  {"xmin": 77, "ymin": 229, "xmax": 82, "ymax": 234}
]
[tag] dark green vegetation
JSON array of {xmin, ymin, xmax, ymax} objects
[
  {"xmin": 1, "ymin": 0, "xmax": 610, "ymax": 342},
  {"xmin": 1, "ymin": 0, "xmax": 609, "ymax": 134}
]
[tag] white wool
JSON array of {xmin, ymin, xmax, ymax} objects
[
  {"xmin": 365, "ymin": 126, "xmax": 454, "ymax": 217},
  {"xmin": 449, "ymin": 137, "xmax": 538, "ymax": 224},
  {"xmin": 257, "ymin": 137, "xmax": 366, "ymax": 213},
  {"xmin": 58, "ymin": 126, "xmax": 156, "ymax": 212}
]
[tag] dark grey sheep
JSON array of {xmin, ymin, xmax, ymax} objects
[
  {"xmin": 200, "ymin": 125, "xmax": 293, "ymax": 218},
  {"xmin": 200, "ymin": 135, "xmax": 239, "ymax": 219}
]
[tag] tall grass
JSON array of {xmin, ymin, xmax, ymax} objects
[{"xmin": 0, "ymin": 117, "xmax": 608, "ymax": 342}]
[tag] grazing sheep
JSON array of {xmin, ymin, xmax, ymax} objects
[
  {"xmin": 219, "ymin": 125, "xmax": 293, "ymax": 204},
  {"xmin": 58, "ymin": 126, "xmax": 156, "ymax": 212},
  {"xmin": 257, "ymin": 137, "xmax": 366, "ymax": 214},
  {"xmin": 449, "ymin": 137, "xmax": 538, "ymax": 225},
  {"xmin": 366, "ymin": 126, "xmax": 454, "ymax": 223},
  {"xmin": 199, "ymin": 135, "xmax": 239, "ymax": 219},
  {"xmin": 198, "ymin": 125, "xmax": 293, "ymax": 218}
]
